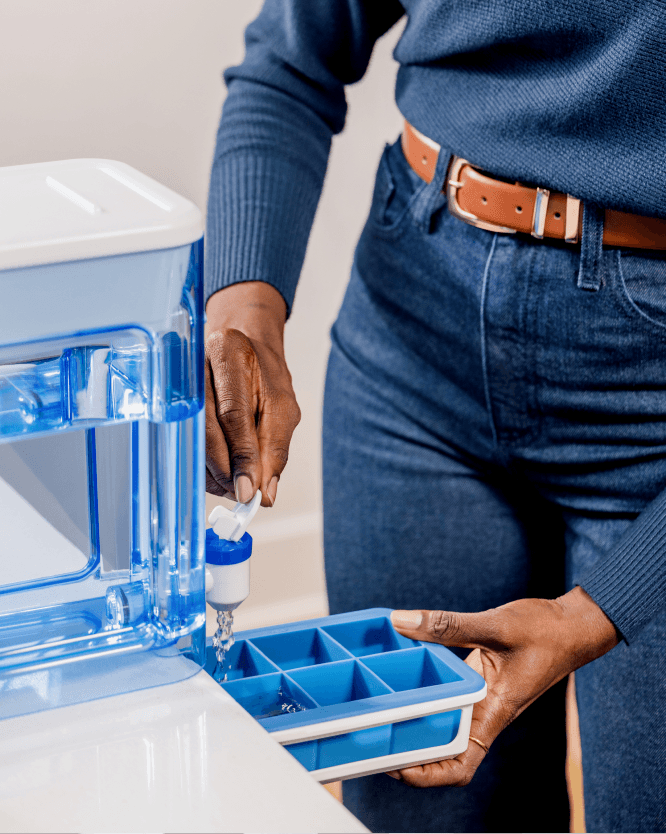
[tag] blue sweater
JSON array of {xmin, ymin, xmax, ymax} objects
[{"xmin": 206, "ymin": 0, "xmax": 666, "ymax": 642}]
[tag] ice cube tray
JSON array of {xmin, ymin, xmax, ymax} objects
[{"xmin": 205, "ymin": 608, "xmax": 486, "ymax": 783}]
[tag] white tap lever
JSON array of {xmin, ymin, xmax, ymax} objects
[{"xmin": 208, "ymin": 490, "xmax": 262, "ymax": 542}]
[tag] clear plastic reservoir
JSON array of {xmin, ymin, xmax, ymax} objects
[{"xmin": 0, "ymin": 159, "xmax": 206, "ymax": 718}]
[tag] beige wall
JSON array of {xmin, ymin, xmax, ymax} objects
[{"xmin": 0, "ymin": 0, "xmax": 403, "ymax": 631}]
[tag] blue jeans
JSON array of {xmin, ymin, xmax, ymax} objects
[{"xmin": 323, "ymin": 139, "xmax": 666, "ymax": 833}]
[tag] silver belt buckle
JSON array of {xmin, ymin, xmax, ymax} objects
[{"xmin": 446, "ymin": 156, "xmax": 517, "ymax": 235}]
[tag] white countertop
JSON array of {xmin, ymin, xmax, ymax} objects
[{"xmin": 0, "ymin": 669, "xmax": 368, "ymax": 834}]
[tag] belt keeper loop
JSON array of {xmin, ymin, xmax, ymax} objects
[
  {"xmin": 531, "ymin": 188, "xmax": 550, "ymax": 239},
  {"xmin": 577, "ymin": 203, "xmax": 605, "ymax": 292},
  {"xmin": 565, "ymin": 196, "xmax": 581, "ymax": 243}
]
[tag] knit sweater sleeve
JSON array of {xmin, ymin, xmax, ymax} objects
[
  {"xmin": 205, "ymin": 0, "xmax": 404, "ymax": 313},
  {"xmin": 578, "ymin": 488, "xmax": 666, "ymax": 643}
]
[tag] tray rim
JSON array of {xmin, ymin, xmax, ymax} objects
[{"xmin": 269, "ymin": 684, "xmax": 486, "ymax": 744}]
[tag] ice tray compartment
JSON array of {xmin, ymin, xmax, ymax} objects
[
  {"xmin": 323, "ymin": 616, "xmax": 419, "ymax": 656},
  {"xmin": 284, "ymin": 740, "xmax": 318, "ymax": 770},
  {"xmin": 204, "ymin": 639, "xmax": 279, "ymax": 681},
  {"xmin": 250, "ymin": 628, "xmax": 350, "ymax": 671},
  {"xmin": 362, "ymin": 648, "xmax": 464, "ymax": 691},
  {"xmin": 316, "ymin": 724, "xmax": 392, "ymax": 769},
  {"xmin": 222, "ymin": 672, "xmax": 317, "ymax": 721},
  {"xmin": 390, "ymin": 712, "xmax": 461, "ymax": 754},
  {"xmin": 288, "ymin": 659, "xmax": 392, "ymax": 706}
]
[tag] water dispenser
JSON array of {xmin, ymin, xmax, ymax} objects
[{"xmin": 0, "ymin": 159, "xmax": 205, "ymax": 719}]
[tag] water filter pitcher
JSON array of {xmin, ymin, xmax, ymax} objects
[{"xmin": 0, "ymin": 159, "xmax": 206, "ymax": 719}]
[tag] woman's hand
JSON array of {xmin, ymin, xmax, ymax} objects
[
  {"xmin": 387, "ymin": 586, "xmax": 619, "ymax": 787},
  {"xmin": 205, "ymin": 282, "xmax": 300, "ymax": 507}
]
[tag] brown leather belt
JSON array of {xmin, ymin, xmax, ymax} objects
[{"xmin": 402, "ymin": 121, "xmax": 666, "ymax": 250}]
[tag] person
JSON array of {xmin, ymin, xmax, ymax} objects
[{"xmin": 203, "ymin": 2, "xmax": 666, "ymax": 832}]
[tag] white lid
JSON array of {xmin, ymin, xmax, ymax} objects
[
  {"xmin": 0, "ymin": 159, "xmax": 203, "ymax": 270},
  {"xmin": 208, "ymin": 491, "xmax": 263, "ymax": 542}
]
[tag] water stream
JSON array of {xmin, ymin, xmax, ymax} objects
[{"xmin": 212, "ymin": 609, "xmax": 234, "ymax": 683}]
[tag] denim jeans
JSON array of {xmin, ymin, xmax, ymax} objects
[{"xmin": 322, "ymin": 138, "xmax": 666, "ymax": 833}]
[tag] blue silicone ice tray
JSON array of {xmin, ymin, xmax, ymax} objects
[{"xmin": 205, "ymin": 609, "xmax": 486, "ymax": 780}]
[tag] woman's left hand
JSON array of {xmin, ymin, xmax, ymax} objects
[{"xmin": 387, "ymin": 586, "xmax": 619, "ymax": 787}]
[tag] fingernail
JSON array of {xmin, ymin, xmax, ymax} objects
[
  {"xmin": 234, "ymin": 474, "xmax": 254, "ymax": 504},
  {"xmin": 391, "ymin": 610, "xmax": 422, "ymax": 630},
  {"xmin": 386, "ymin": 771, "xmax": 402, "ymax": 781},
  {"xmin": 267, "ymin": 475, "xmax": 278, "ymax": 506}
]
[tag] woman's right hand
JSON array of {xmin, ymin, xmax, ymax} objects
[{"xmin": 204, "ymin": 282, "xmax": 301, "ymax": 508}]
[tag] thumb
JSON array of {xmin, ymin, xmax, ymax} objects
[{"xmin": 390, "ymin": 608, "xmax": 506, "ymax": 651}]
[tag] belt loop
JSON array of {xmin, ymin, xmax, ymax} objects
[
  {"xmin": 577, "ymin": 203, "xmax": 605, "ymax": 291},
  {"xmin": 409, "ymin": 147, "xmax": 451, "ymax": 233}
]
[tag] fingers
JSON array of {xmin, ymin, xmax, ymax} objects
[
  {"xmin": 206, "ymin": 330, "xmax": 263, "ymax": 502},
  {"xmin": 390, "ymin": 740, "xmax": 488, "ymax": 788},
  {"xmin": 205, "ymin": 359, "xmax": 234, "ymax": 496},
  {"xmin": 463, "ymin": 649, "xmax": 499, "ymax": 754},
  {"xmin": 256, "ymin": 388, "xmax": 301, "ymax": 507},
  {"xmin": 205, "ymin": 325, "xmax": 301, "ymax": 507},
  {"xmin": 464, "ymin": 646, "xmax": 484, "ymax": 676},
  {"xmin": 390, "ymin": 608, "xmax": 507, "ymax": 651},
  {"xmin": 206, "ymin": 467, "xmax": 234, "ymax": 499}
]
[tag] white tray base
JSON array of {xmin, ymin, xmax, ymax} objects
[{"xmin": 289, "ymin": 703, "xmax": 475, "ymax": 784}]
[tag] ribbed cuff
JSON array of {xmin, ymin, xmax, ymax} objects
[
  {"xmin": 205, "ymin": 149, "xmax": 324, "ymax": 315},
  {"xmin": 579, "ymin": 488, "xmax": 666, "ymax": 643}
]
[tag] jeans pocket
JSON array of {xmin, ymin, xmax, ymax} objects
[
  {"xmin": 367, "ymin": 138, "xmax": 427, "ymax": 239},
  {"xmin": 616, "ymin": 249, "xmax": 666, "ymax": 330}
]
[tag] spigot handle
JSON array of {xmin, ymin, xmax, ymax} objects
[{"xmin": 208, "ymin": 490, "xmax": 262, "ymax": 542}]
